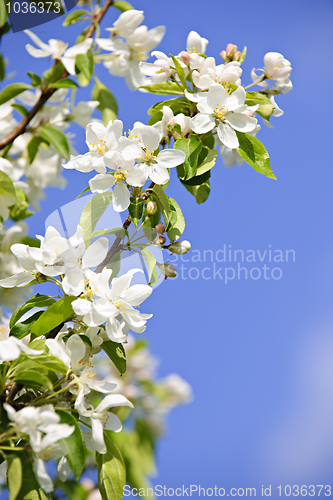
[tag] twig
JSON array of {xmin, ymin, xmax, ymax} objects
[{"xmin": 0, "ymin": 0, "xmax": 114, "ymax": 150}]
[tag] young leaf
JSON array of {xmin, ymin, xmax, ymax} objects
[
  {"xmin": 170, "ymin": 54, "xmax": 187, "ymax": 89},
  {"xmin": 0, "ymin": 170, "xmax": 17, "ymax": 199},
  {"xmin": 27, "ymin": 136, "xmax": 45, "ymax": 164},
  {"xmin": 141, "ymin": 246, "xmax": 158, "ymax": 285},
  {"xmin": 27, "ymin": 72, "xmax": 42, "ymax": 87},
  {"xmin": 236, "ymin": 132, "xmax": 276, "ymax": 179},
  {"xmin": 0, "ymin": 83, "xmax": 32, "ymax": 106},
  {"xmin": 63, "ymin": 9, "xmax": 89, "ymax": 26},
  {"xmin": 30, "ymin": 296, "xmax": 76, "ymax": 336},
  {"xmin": 181, "ymin": 171, "xmax": 211, "ymax": 204},
  {"xmin": 10, "ymin": 294, "xmax": 56, "ymax": 328},
  {"xmin": 9, "ymin": 187, "xmax": 33, "ymax": 221},
  {"xmin": 10, "ymin": 311, "xmax": 44, "ymax": 339},
  {"xmin": 0, "ymin": 0, "xmax": 8, "ymax": 27},
  {"xmin": 140, "ymin": 81, "xmax": 184, "ymax": 95},
  {"xmin": 96, "ymin": 431, "xmax": 126, "ymax": 500},
  {"xmin": 76, "ymin": 49, "xmax": 93, "ymax": 82},
  {"xmin": 167, "ymin": 197, "xmax": 185, "ymax": 241},
  {"xmin": 13, "ymin": 370, "xmax": 53, "ymax": 391},
  {"xmin": 92, "ymin": 227, "xmax": 126, "ymax": 239},
  {"xmin": 148, "ymin": 96, "xmax": 191, "ymax": 116},
  {"xmin": 51, "ymin": 78, "xmax": 79, "ymax": 89},
  {"xmin": 79, "ymin": 192, "xmax": 113, "ymax": 246},
  {"xmin": 128, "ymin": 197, "xmax": 144, "ymax": 227},
  {"xmin": 239, "ymin": 46, "xmax": 247, "ymax": 64},
  {"xmin": 56, "ymin": 410, "xmax": 86, "ymax": 480},
  {"xmin": 174, "ymin": 135, "xmax": 202, "ymax": 181},
  {"xmin": 11, "ymin": 103, "xmax": 28, "ymax": 116},
  {"xmin": 245, "ymin": 91, "xmax": 274, "ymax": 120},
  {"xmin": 92, "ymin": 76, "xmax": 118, "ymax": 125},
  {"xmin": 152, "ymin": 185, "xmax": 171, "ymax": 227},
  {"xmin": 7, "ymin": 454, "xmax": 22, "ymax": 500},
  {"xmin": 113, "ymin": 0, "xmax": 134, "ymax": 12},
  {"xmin": 102, "ymin": 341, "xmax": 126, "ymax": 375},
  {"xmin": 39, "ymin": 125, "xmax": 70, "ymax": 159},
  {"xmin": 196, "ymin": 147, "xmax": 217, "ymax": 176}
]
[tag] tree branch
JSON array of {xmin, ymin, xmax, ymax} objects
[{"xmin": 0, "ymin": 0, "xmax": 114, "ymax": 151}]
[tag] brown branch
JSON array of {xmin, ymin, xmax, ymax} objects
[
  {"xmin": 95, "ymin": 182, "xmax": 156, "ymax": 273},
  {"xmin": 0, "ymin": 0, "xmax": 114, "ymax": 151}
]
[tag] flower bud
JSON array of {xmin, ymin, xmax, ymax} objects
[
  {"xmin": 233, "ymin": 50, "xmax": 241, "ymax": 61},
  {"xmin": 168, "ymin": 240, "xmax": 191, "ymax": 255},
  {"xmin": 147, "ymin": 200, "xmax": 158, "ymax": 216},
  {"xmin": 157, "ymin": 262, "xmax": 177, "ymax": 278},
  {"xmin": 154, "ymin": 235, "xmax": 166, "ymax": 246},
  {"xmin": 155, "ymin": 223, "xmax": 165, "ymax": 234},
  {"xmin": 220, "ymin": 50, "xmax": 227, "ymax": 62},
  {"xmin": 180, "ymin": 51, "xmax": 191, "ymax": 65},
  {"xmin": 221, "ymin": 44, "xmax": 238, "ymax": 63}
]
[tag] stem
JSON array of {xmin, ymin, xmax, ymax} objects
[
  {"xmin": 0, "ymin": 0, "xmax": 114, "ymax": 151},
  {"xmin": 94, "ymin": 182, "xmax": 155, "ymax": 273},
  {"xmin": 244, "ymin": 77, "xmax": 265, "ymax": 90}
]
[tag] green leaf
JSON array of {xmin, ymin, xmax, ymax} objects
[
  {"xmin": 0, "ymin": 83, "xmax": 32, "ymax": 106},
  {"xmin": 76, "ymin": 49, "xmax": 93, "ymax": 82},
  {"xmin": 30, "ymin": 296, "xmax": 76, "ymax": 336},
  {"xmin": 16, "ymin": 454, "xmax": 51, "ymax": 499},
  {"xmin": 7, "ymin": 454, "xmax": 22, "ymax": 500},
  {"xmin": 10, "ymin": 294, "xmax": 56, "ymax": 328},
  {"xmin": 236, "ymin": 132, "xmax": 276, "ymax": 179},
  {"xmin": 196, "ymin": 147, "xmax": 217, "ymax": 176},
  {"xmin": 170, "ymin": 54, "xmax": 187, "ymax": 89},
  {"xmin": 54, "ymin": 480, "xmax": 89, "ymax": 500},
  {"xmin": 52, "ymin": 78, "xmax": 79, "ymax": 89},
  {"xmin": 28, "ymin": 354, "xmax": 68, "ymax": 374},
  {"xmin": 239, "ymin": 46, "xmax": 247, "ymax": 64},
  {"xmin": 43, "ymin": 62, "xmax": 65, "ymax": 83},
  {"xmin": 56, "ymin": 409, "xmax": 86, "ymax": 480},
  {"xmin": 63, "ymin": 8, "xmax": 89, "ymax": 25},
  {"xmin": 128, "ymin": 197, "xmax": 144, "ymax": 227},
  {"xmin": 27, "ymin": 136, "xmax": 44, "ymax": 164},
  {"xmin": 79, "ymin": 191, "xmax": 113, "ymax": 246},
  {"xmin": 181, "ymin": 171, "xmax": 211, "ymax": 204},
  {"xmin": 148, "ymin": 96, "xmax": 191, "ymax": 116},
  {"xmin": 141, "ymin": 246, "xmax": 158, "ymax": 285},
  {"xmin": 245, "ymin": 91, "xmax": 274, "ymax": 120},
  {"xmin": 140, "ymin": 81, "xmax": 184, "ymax": 95},
  {"xmin": 11, "ymin": 370, "xmax": 53, "ymax": 391},
  {"xmin": 174, "ymin": 135, "xmax": 202, "ymax": 181},
  {"xmin": 0, "ymin": 0, "xmax": 8, "ymax": 27},
  {"xmin": 39, "ymin": 125, "xmax": 70, "ymax": 159},
  {"xmin": 97, "ymin": 431, "xmax": 126, "ymax": 500},
  {"xmin": 102, "ymin": 341, "xmax": 126, "ymax": 375},
  {"xmin": 27, "ymin": 72, "xmax": 42, "ymax": 87},
  {"xmin": 152, "ymin": 185, "xmax": 171, "ymax": 227},
  {"xmin": 9, "ymin": 187, "xmax": 34, "ymax": 221},
  {"xmin": 92, "ymin": 76, "xmax": 118, "ymax": 125},
  {"xmin": 167, "ymin": 197, "xmax": 185, "ymax": 241},
  {"xmin": 113, "ymin": 0, "xmax": 134, "ymax": 11},
  {"xmin": 0, "ymin": 170, "xmax": 16, "ymax": 199},
  {"xmin": 11, "ymin": 103, "xmax": 28, "ymax": 116},
  {"xmin": 10, "ymin": 311, "xmax": 44, "ymax": 339}
]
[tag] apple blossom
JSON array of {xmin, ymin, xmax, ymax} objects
[{"xmin": 188, "ymin": 84, "xmax": 258, "ymax": 149}]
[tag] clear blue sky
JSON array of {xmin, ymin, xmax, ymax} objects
[{"xmin": 3, "ymin": 0, "xmax": 333, "ymax": 497}]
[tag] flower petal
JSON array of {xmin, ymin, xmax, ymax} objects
[{"xmin": 217, "ymin": 122, "xmax": 239, "ymax": 149}]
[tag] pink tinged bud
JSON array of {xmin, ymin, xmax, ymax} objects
[
  {"xmin": 221, "ymin": 50, "xmax": 227, "ymax": 62},
  {"xmin": 168, "ymin": 240, "xmax": 191, "ymax": 255},
  {"xmin": 157, "ymin": 262, "xmax": 177, "ymax": 278},
  {"xmin": 233, "ymin": 51, "xmax": 241, "ymax": 61},
  {"xmin": 155, "ymin": 223, "xmax": 166, "ymax": 234},
  {"xmin": 243, "ymin": 110, "xmax": 254, "ymax": 117},
  {"xmin": 180, "ymin": 51, "xmax": 191, "ymax": 65},
  {"xmin": 226, "ymin": 43, "xmax": 238, "ymax": 57},
  {"xmin": 147, "ymin": 200, "xmax": 158, "ymax": 216}
]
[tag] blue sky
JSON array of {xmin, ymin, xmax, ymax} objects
[{"xmin": 3, "ymin": 0, "xmax": 333, "ymax": 497}]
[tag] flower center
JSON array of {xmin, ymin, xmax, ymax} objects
[
  {"xmin": 214, "ymin": 104, "xmax": 228, "ymax": 121},
  {"xmin": 139, "ymin": 148, "xmax": 157, "ymax": 165},
  {"xmin": 114, "ymin": 170, "xmax": 126, "ymax": 184},
  {"xmin": 88, "ymin": 139, "xmax": 106, "ymax": 156}
]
